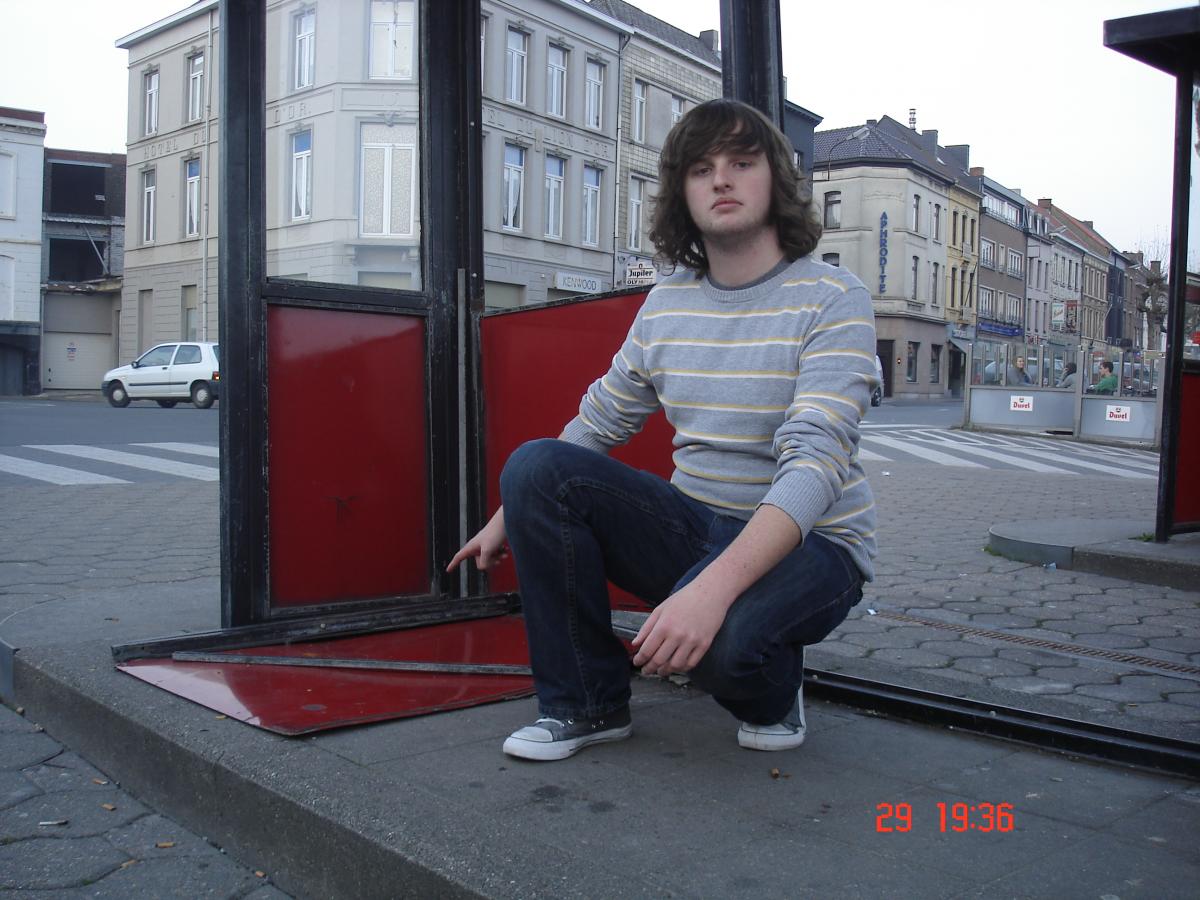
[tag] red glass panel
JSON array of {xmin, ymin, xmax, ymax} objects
[
  {"xmin": 1174, "ymin": 370, "xmax": 1200, "ymax": 526},
  {"xmin": 117, "ymin": 617, "xmax": 533, "ymax": 735},
  {"xmin": 267, "ymin": 306, "xmax": 429, "ymax": 606},
  {"xmin": 480, "ymin": 292, "xmax": 675, "ymax": 609}
]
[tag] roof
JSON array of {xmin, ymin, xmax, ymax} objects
[
  {"xmin": 813, "ymin": 117, "xmax": 973, "ymax": 191},
  {"xmin": 115, "ymin": 0, "xmax": 216, "ymax": 50},
  {"xmin": 1040, "ymin": 201, "xmax": 1121, "ymax": 259},
  {"xmin": 587, "ymin": 0, "xmax": 721, "ymax": 68}
]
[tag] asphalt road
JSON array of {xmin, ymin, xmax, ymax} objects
[{"xmin": 0, "ymin": 396, "xmax": 218, "ymax": 447}]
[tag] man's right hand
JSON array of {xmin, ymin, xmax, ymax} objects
[{"xmin": 446, "ymin": 507, "xmax": 509, "ymax": 572}]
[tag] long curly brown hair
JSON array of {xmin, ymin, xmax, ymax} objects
[{"xmin": 649, "ymin": 99, "xmax": 821, "ymax": 276}]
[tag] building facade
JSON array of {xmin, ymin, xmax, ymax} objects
[
  {"xmin": 0, "ymin": 107, "xmax": 47, "ymax": 394},
  {"xmin": 974, "ymin": 171, "xmax": 1027, "ymax": 352},
  {"xmin": 1023, "ymin": 201, "xmax": 1055, "ymax": 351},
  {"xmin": 40, "ymin": 149, "xmax": 126, "ymax": 389}
]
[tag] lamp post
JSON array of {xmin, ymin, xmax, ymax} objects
[{"xmin": 823, "ymin": 125, "xmax": 871, "ymax": 182}]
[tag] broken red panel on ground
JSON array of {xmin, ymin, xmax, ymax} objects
[{"xmin": 118, "ymin": 616, "xmax": 535, "ymax": 735}]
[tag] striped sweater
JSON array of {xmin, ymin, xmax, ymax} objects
[{"xmin": 560, "ymin": 254, "xmax": 878, "ymax": 581}]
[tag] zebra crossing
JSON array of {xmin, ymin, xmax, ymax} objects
[
  {"xmin": 0, "ymin": 442, "xmax": 220, "ymax": 486},
  {"xmin": 857, "ymin": 427, "xmax": 1158, "ymax": 479},
  {"xmin": 0, "ymin": 430, "xmax": 1159, "ymax": 486}
]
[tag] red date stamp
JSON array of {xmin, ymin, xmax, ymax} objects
[{"xmin": 876, "ymin": 802, "xmax": 1015, "ymax": 833}]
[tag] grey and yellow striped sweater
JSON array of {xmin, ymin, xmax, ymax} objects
[{"xmin": 560, "ymin": 254, "xmax": 879, "ymax": 581}]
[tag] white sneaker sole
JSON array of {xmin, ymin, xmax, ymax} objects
[
  {"xmin": 737, "ymin": 726, "xmax": 806, "ymax": 751},
  {"xmin": 502, "ymin": 724, "xmax": 633, "ymax": 761}
]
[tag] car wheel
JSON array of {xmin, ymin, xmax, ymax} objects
[
  {"xmin": 156, "ymin": 400, "xmax": 178, "ymax": 408},
  {"xmin": 871, "ymin": 387, "xmax": 882, "ymax": 407},
  {"xmin": 191, "ymin": 381, "xmax": 215, "ymax": 409},
  {"xmin": 108, "ymin": 381, "xmax": 130, "ymax": 408}
]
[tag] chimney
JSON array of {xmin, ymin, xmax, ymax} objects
[
  {"xmin": 1151, "ymin": 260, "xmax": 1162, "ymax": 275},
  {"xmin": 1082, "ymin": 220, "xmax": 1094, "ymax": 230},
  {"xmin": 908, "ymin": 108, "xmax": 917, "ymax": 130},
  {"xmin": 1038, "ymin": 198, "xmax": 1052, "ymax": 209},
  {"xmin": 944, "ymin": 143, "xmax": 970, "ymax": 169},
  {"xmin": 866, "ymin": 118, "xmax": 877, "ymax": 125},
  {"xmin": 699, "ymin": 29, "xmax": 718, "ymax": 51},
  {"xmin": 920, "ymin": 129, "xmax": 938, "ymax": 151},
  {"xmin": 969, "ymin": 166, "xmax": 984, "ymax": 177}
]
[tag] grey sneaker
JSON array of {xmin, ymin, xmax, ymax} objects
[
  {"xmin": 503, "ymin": 707, "xmax": 633, "ymax": 761},
  {"xmin": 737, "ymin": 682, "xmax": 806, "ymax": 751}
]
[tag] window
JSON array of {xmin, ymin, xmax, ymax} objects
[
  {"xmin": 980, "ymin": 238, "xmax": 996, "ymax": 269},
  {"xmin": 932, "ymin": 203, "xmax": 941, "ymax": 240},
  {"xmin": 187, "ymin": 54, "xmax": 204, "ymax": 121},
  {"xmin": 628, "ymin": 177, "xmax": 646, "ymax": 251},
  {"xmin": 480, "ymin": 17, "xmax": 486, "ymax": 76},
  {"xmin": 967, "ymin": 272, "xmax": 974, "ymax": 308},
  {"xmin": 969, "ymin": 218, "xmax": 975, "ymax": 250},
  {"xmin": 141, "ymin": 170, "xmax": 156, "ymax": 244},
  {"xmin": 979, "ymin": 286, "xmax": 995, "ymax": 318},
  {"xmin": 930, "ymin": 344, "xmax": 941, "ymax": 382},
  {"xmin": 585, "ymin": 59, "xmax": 604, "ymax": 129},
  {"xmin": 544, "ymin": 155, "xmax": 565, "ymax": 239},
  {"xmin": 294, "ymin": 10, "xmax": 315, "ymax": 89},
  {"xmin": 369, "ymin": 1, "xmax": 416, "ymax": 79},
  {"xmin": 950, "ymin": 266, "xmax": 957, "ymax": 307},
  {"xmin": 290, "ymin": 131, "xmax": 312, "ymax": 220},
  {"xmin": 930, "ymin": 261, "xmax": 939, "ymax": 305},
  {"xmin": 906, "ymin": 341, "xmax": 919, "ymax": 382},
  {"xmin": 0, "ymin": 256, "xmax": 14, "ymax": 310},
  {"xmin": 911, "ymin": 256, "xmax": 919, "ymax": 300},
  {"xmin": 960, "ymin": 269, "xmax": 967, "ymax": 308},
  {"xmin": 143, "ymin": 71, "xmax": 159, "ymax": 135},
  {"xmin": 582, "ymin": 165, "xmax": 601, "ymax": 246},
  {"xmin": 632, "ymin": 80, "xmax": 647, "ymax": 143},
  {"xmin": 359, "ymin": 123, "xmax": 417, "ymax": 237},
  {"xmin": 671, "ymin": 95, "xmax": 684, "ymax": 124},
  {"xmin": 0, "ymin": 152, "xmax": 13, "ymax": 217},
  {"xmin": 823, "ymin": 191, "xmax": 841, "ymax": 229},
  {"xmin": 952, "ymin": 210, "xmax": 958, "ymax": 244},
  {"xmin": 821, "ymin": 252, "xmax": 840, "ymax": 266},
  {"xmin": 1007, "ymin": 248, "xmax": 1024, "ymax": 278},
  {"xmin": 175, "ymin": 344, "xmax": 202, "ymax": 364},
  {"xmin": 546, "ymin": 45, "xmax": 567, "ymax": 117},
  {"xmin": 185, "ymin": 158, "xmax": 201, "ymax": 237},
  {"xmin": 911, "ymin": 193, "xmax": 920, "ymax": 232},
  {"xmin": 502, "ymin": 143, "xmax": 524, "ymax": 230},
  {"xmin": 181, "ymin": 285, "xmax": 198, "ymax": 341},
  {"xmin": 505, "ymin": 28, "xmax": 527, "ymax": 103}
]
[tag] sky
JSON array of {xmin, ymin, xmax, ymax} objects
[{"xmin": 0, "ymin": 0, "xmax": 1192, "ymax": 260}]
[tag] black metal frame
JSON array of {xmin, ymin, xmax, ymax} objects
[
  {"xmin": 719, "ymin": 0, "xmax": 785, "ymax": 128},
  {"xmin": 217, "ymin": 0, "xmax": 484, "ymax": 633},
  {"xmin": 1104, "ymin": 7, "xmax": 1199, "ymax": 539}
]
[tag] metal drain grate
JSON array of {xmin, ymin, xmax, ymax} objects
[{"xmin": 872, "ymin": 609, "xmax": 1200, "ymax": 677}]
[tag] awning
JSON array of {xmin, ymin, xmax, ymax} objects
[{"xmin": 950, "ymin": 337, "xmax": 972, "ymax": 355}]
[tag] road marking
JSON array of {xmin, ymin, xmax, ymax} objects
[
  {"xmin": 904, "ymin": 432, "xmax": 1075, "ymax": 474},
  {"xmin": 859, "ymin": 434, "xmax": 985, "ymax": 467},
  {"xmin": 0, "ymin": 453, "xmax": 129, "ymax": 485},
  {"xmin": 25, "ymin": 445, "xmax": 219, "ymax": 481},
  {"xmin": 856, "ymin": 446, "xmax": 892, "ymax": 461},
  {"xmin": 132, "ymin": 442, "xmax": 220, "ymax": 458}
]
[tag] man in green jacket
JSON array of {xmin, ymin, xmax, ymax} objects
[{"xmin": 1094, "ymin": 360, "xmax": 1118, "ymax": 395}]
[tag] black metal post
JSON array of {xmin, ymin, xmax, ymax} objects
[
  {"xmin": 218, "ymin": 0, "xmax": 269, "ymax": 627},
  {"xmin": 718, "ymin": 0, "xmax": 785, "ymax": 128}
]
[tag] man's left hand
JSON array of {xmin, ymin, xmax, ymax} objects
[{"xmin": 631, "ymin": 581, "xmax": 732, "ymax": 676}]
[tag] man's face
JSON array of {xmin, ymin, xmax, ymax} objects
[
  {"xmin": 1016, "ymin": 357, "xmax": 1026, "ymax": 369},
  {"xmin": 683, "ymin": 144, "xmax": 774, "ymax": 244}
]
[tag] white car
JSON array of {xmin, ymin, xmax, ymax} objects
[{"xmin": 102, "ymin": 342, "xmax": 220, "ymax": 409}]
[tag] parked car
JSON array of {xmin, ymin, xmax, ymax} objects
[
  {"xmin": 872, "ymin": 354, "xmax": 884, "ymax": 407},
  {"xmin": 102, "ymin": 342, "xmax": 220, "ymax": 409}
]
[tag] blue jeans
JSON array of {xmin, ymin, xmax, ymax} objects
[{"xmin": 500, "ymin": 439, "xmax": 864, "ymax": 725}]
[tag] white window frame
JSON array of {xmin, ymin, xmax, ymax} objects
[
  {"xmin": 502, "ymin": 143, "xmax": 525, "ymax": 231},
  {"xmin": 291, "ymin": 130, "xmax": 312, "ymax": 221},
  {"xmin": 585, "ymin": 59, "xmax": 604, "ymax": 130},
  {"xmin": 358, "ymin": 133, "xmax": 417, "ymax": 237},
  {"xmin": 141, "ymin": 169, "xmax": 156, "ymax": 244},
  {"xmin": 0, "ymin": 151, "xmax": 14, "ymax": 218},
  {"xmin": 932, "ymin": 203, "xmax": 941, "ymax": 241},
  {"xmin": 546, "ymin": 44, "xmax": 567, "ymax": 118},
  {"xmin": 981, "ymin": 237, "xmax": 996, "ymax": 269},
  {"xmin": 910, "ymin": 256, "xmax": 919, "ymax": 300},
  {"xmin": 185, "ymin": 158, "xmax": 201, "ymax": 237},
  {"xmin": 187, "ymin": 54, "xmax": 204, "ymax": 122},
  {"xmin": 823, "ymin": 191, "xmax": 841, "ymax": 229},
  {"xmin": 930, "ymin": 261, "xmax": 939, "ymax": 305},
  {"xmin": 911, "ymin": 193, "xmax": 920, "ymax": 232},
  {"xmin": 632, "ymin": 79, "xmax": 647, "ymax": 143},
  {"xmin": 369, "ymin": 0, "xmax": 416, "ymax": 80},
  {"xmin": 628, "ymin": 176, "xmax": 645, "ymax": 251},
  {"xmin": 544, "ymin": 155, "xmax": 565, "ymax": 239},
  {"xmin": 821, "ymin": 252, "xmax": 840, "ymax": 266},
  {"xmin": 979, "ymin": 286, "xmax": 995, "ymax": 318},
  {"xmin": 1007, "ymin": 248, "xmax": 1024, "ymax": 278},
  {"xmin": 582, "ymin": 165, "xmax": 601, "ymax": 247},
  {"xmin": 143, "ymin": 71, "xmax": 159, "ymax": 136},
  {"xmin": 294, "ymin": 10, "xmax": 315, "ymax": 90},
  {"xmin": 505, "ymin": 28, "xmax": 527, "ymax": 104},
  {"xmin": 671, "ymin": 95, "xmax": 684, "ymax": 124}
]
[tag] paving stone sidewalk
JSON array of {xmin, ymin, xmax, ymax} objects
[{"xmin": 0, "ymin": 703, "xmax": 291, "ymax": 898}]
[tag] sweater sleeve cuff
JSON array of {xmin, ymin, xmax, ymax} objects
[
  {"xmin": 760, "ymin": 472, "xmax": 833, "ymax": 538},
  {"xmin": 560, "ymin": 417, "xmax": 614, "ymax": 455}
]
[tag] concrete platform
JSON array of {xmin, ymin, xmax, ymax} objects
[{"xmin": 989, "ymin": 518, "xmax": 1200, "ymax": 590}]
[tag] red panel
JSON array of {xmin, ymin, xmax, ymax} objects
[
  {"xmin": 480, "ymin": 292, "xmax": 676, "ymax": 609},
  {"xmin": 267, "ymin": 306, "xmax": 429, "ymax": 606},
  {"xmin": 1173, "ymin": 370, "xmax": 1200, "ymax": 526},
  {"xmin": 117, "ymin": 617, "xmax": 533, "ymax": 735}
]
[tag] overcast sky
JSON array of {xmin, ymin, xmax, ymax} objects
[{"xmin": 1, "ymin": 0, "xmax": 1192, "ymax": 260}]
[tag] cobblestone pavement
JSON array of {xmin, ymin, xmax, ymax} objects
[{"xmin": 0, "ymin": 703, "xmax": 290, "ymax": 897}]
